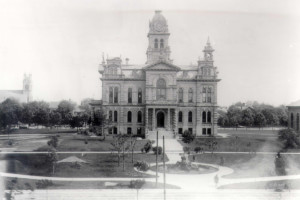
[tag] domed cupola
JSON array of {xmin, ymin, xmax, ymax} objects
[{"xmin": 149, "ymin": 10, "xmax": 168, "ymax": 33}]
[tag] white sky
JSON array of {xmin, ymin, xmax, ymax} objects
[{"xmin": 0, "ymin": 0, "xmax": 299, "ymax": 106}]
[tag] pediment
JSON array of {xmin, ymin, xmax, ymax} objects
[{"xmin": 143, "ymin": 61, "xmax": 181, "ymax": 71}]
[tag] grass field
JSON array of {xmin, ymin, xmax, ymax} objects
[{"xmin": 4, "ymin": 152, "xmax": 168, "ymax": 178}]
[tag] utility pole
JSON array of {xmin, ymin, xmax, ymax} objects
[
  {"xmin": 156, "ymin": 130, "xmax": 158, "ymax": 187},
  {"xmin": 163, "ymin": 136, "xmax": 166, "ymax": 200}
]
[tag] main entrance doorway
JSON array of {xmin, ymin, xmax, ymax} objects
[{"xmin": 157, "ymin": 112, "xmax": 165, "ymax": 128}]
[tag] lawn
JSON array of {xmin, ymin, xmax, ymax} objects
[
  {"xmin": 189, "ymin": 153, "xmax": 300, "ymax": 179},
  {"xmin": 4, "ymin": 177, "xmax": 180, "ymax": 190},
  {"xmin": 4, "ymin": 152, "xmax": 168, "ymax": 178}
]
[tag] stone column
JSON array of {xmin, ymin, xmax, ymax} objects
[
  {"xmin": 145, "ymin": 108, "xmax": 148, "ymax": 134},
  {"xmin": 167, "ymin": 108, "xmax": 170, "ymax": 130},
  {"xmin": 152, "ymin": 108, "xmax": 155, "ymax": 131},
  {"xmin": 174, "ymin": 108, "xmax": 178, "ymax": 136}
]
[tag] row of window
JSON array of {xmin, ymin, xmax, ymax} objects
[
  {"xmin": 178, "ymin": 111, "xmax": 212, "ymax": 123},
  {"xmin": 109, "ymin": 84, "xmax": 213, "ymax": 104},
  {"xmin": 154, "ymin": 39, "xmax": 164, "ymax": 49},
  {"xmin": 108, "ymin": 127, "xmax": 142, "ymax": 135},
  {"xmin": 290, "ymin": 113, "xmax": 300, "ymax": 131},
  {"xmin": 108, "ymin": 110, "xmax": 143, "ymax": 123},
  {"xmin": 178, "ymin": 128, "xmax": 212, "ymax": 135},
  {"xmin": 128, "ymin": 88, "xmax": 142, "ymax": 103}
]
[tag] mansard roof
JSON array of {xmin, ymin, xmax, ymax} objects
[
  {"xmin": 287, "ymin": 100, "xmax": 300, "ymax": 107},
  {"xmin": 143, "ymin": 60, "xmax": 181, "ymax": 71}
]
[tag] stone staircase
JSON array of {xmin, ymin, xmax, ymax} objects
[{"xmin": 147, "ymin": 128, "xmax": 175, "ymax": 140}]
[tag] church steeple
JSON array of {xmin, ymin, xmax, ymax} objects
[
  {"xmin": 146, "ymin": 11, "xmax": 171, "ymax": 64},
  {"xmin": 203, "ymin": 36, "xmax": 214, "ymax": 61}
]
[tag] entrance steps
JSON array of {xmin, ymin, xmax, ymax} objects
[{"xmin": 147, "ymin": 129, "xmax": 174, "ymax": 140}]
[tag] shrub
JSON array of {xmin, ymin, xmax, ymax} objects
[
  {"xmin": 182, "ymin": 130, "xmax": 195, "ymax": 143},
  {"xmin": 278, "ymin": 128, "xmax": 300, "ymax": 149},
  {"xmin": 36, "ymin": 180, "xmax": 53, "ymax": 189},
  {"xmin": 142, "ymin": 141, "xmax": 152, "ymax": 153},
  {"xmin": 129, "ymin": 179, "xmax": 145, "ymax": 189},
  {"xmin": 134, "ymin": 161, "xmax": 150, "ymax": 172},
  {"xmin": 194, "ymin": 146, "xmax": 203, "ymax": 153},
  {"xmin": 183, "ymin": 146, "xmax": 190, "ymax": 153},
  {"xmin": 152, "ymin": 146, "xmax": 162, "ymax": 155}
]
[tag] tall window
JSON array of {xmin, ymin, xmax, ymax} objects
[
  {"xmin": 137, "ymin": 128, "xmax": 142, "ymax": 135},
  {"xmin": 109, "ymin": 111, "xmax": 113, "ymax": 121},
  {"xmin": 160, "ymin": 39, "xmax": 164, "ymax": 48},
  {"xmin": 202, "ymin": 111, "xmax": 207, "ymax": 123},
  {"xmin": 154, "ymin": 39, "xmax": 158, "ymax": 49},
  {"xmin": 207, "ymin": 87, "xmax": 212, "ymax": 103},
  {"xmin": 202, "ymin": 128, "xmax": 206, "ymax": 135},
  {"xmin": 178, "ymin": 111, "xmax": 183, "ymax": 122},
  {"xmin": 138, "ymin": 88, "xmax": 142, "ymax": 104},
  {"xmin": 109, "ymin": 127, "xmax": 112, "ymax": 134},
  {"xmin": 202, "ymin": 87, "xmax": 207, "ymax": 103},
  {"xmin": 156, "ymin": 78, "xmax": 166, "ymax": 100},
  {"xmin": 109, "ymin": 87, "xmax": 113, "ymax": 103},
  {"xmin": 114, "ymin": 87, "xmax": 118, "ymax": 103},
  {"xmin": 297, "ymin": 113, "xmax": 299, "ymax": 131},
  {"xmin": 113, "ymin": 127, "xmax": 117, "ymax": 134},
  {"xmin": 207, "ymin": 128, "xmax": 211, "ymax": 135},
  {"xmin": 188, "ymin": 88, "xmax": 193, "ymax": 103},
  {"xmin": 128, "ymin": 88, "xmax": 132, "ymax": 103},
  {"xmin": 127, "ymin": 111, "xmax": 132, "ymax": 123},
  {"xmin": 291, "ymin": 113, "xmax": 294, "ymax": 128},
  {"xmin": 114, "ymin": 111, "xmax": 118, "ymax": 122},
  {"xmin": 137, "ymin": 111, "xmax": 142, "ymax": 123},
  {"xmin": 127, "ymin": 127, "xmax": 132, "ymax": 135},
  {"xmin": 178, "ymin": 88, "xmax": 183, "ymax": 103},
  {"xmin": 188, "ymin": 111, "xmax": 193, "ymax": 122},
  {"xmin": 207, "ymin": 111, "xmax": 211, "ymax": 123}
]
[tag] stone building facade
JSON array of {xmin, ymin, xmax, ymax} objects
[
  {"xmin": 97, "ymin": 11, "xmax": 221, "ymax": 137},
  {"xmin": 287, "ymin": 100, "xmax": 300, "ymax": 133}
]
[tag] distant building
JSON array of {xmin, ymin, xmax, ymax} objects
[
  {"xmin": 0, "ymin": 74, "xmax": 32, "ymax": 103},
  {"xmin": 95, "ymin": 11, "xmax": 221, "ymax": 137},
  {"xmin": 287, "ymin": 100, "xmax": 300, "ymax": 132}
]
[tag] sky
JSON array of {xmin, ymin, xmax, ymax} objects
[{"xmin": 0, "ymin": 0, "xmax": 299, "ymax": 107}]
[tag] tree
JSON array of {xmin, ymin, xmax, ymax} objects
[
  {"xmin": 56, "ymin": 100, "xmax": 76, "ymax": 124},
  {"xmin": 69, "ymin": 115, "xmax": 84, "ymax": 132},
  {"xmin": 47, "ymin": 149, "xmax": 58, "ymax": 175},
  {"xmin": 49, "ymin": 111, "xmax": 62, "ymax": 127},
  {"xmin": 278, "ymin": 128, "xmax": 300, "ymax": 149},
  {"xmin": 21, "ymin": 101, "xmax": 51, "ymax": 126},
  {"xmin": 0, "ymin": 98, "xmax": 22, "ymax": 137},
  {"xmin": 93, "ymin": 109, "xmax": 112, "ymax": 139},
  {"xmin": 241, "ymin": 108, "xmax": 254, "ymax": 127},
  {"xmin": 47, "ymin": 136, "xmax": 59, "ymax": 149},
  {"xmin": 111, "ymin": 135, "xmax": 130, "ymax": 170},
  {"xmin": 254, "ymin": 112, "xmax": 266, "ymax": 128}
]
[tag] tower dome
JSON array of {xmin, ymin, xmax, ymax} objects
[{"xmin": 149, "ymin": 10, "xmax": 168, "ymax": 33}]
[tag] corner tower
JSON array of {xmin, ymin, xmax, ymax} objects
[{"xmin": 146, "ymin": 11, "xmax": 171, "ymax": 64}]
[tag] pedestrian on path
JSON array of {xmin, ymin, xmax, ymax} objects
[{"xmin": 214, "ymin": 174, "xmax": 219, "ymax": 188}]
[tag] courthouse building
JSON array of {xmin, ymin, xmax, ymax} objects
[
  {"xmin": 287, "ymin": 100, "xmax": 300, "ymax": 133},
  {"xmin": 96, "ymin": 11, "xmax": 221, "ymax": 137}
]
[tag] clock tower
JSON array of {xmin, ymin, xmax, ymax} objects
[{"xmin": 146, "ymin": 11, "xmax": 171, "ymax": 64}]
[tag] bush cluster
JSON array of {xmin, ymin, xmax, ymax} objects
[
  {"xmin": 35, "ymin": 179, "xmax": 53, "ymax": 189},
  {"xmin": 152, "ymin": 146, "xmax": 162, "ymax": 155},
  {"xmin": 128, "ymin": 179, "xmax": 145, "ymax": 189},
  {"xmin": 134, "ymin": 161, "xmax": 150, "ymax": 172}
]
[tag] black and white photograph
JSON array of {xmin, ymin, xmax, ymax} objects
[{"xmin": 0, "ymin": 0, "xmax": 300, "ymax": 199}]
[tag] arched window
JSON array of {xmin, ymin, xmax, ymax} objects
[
  {"xmin": 202, "ymin": 87, "xmax": 207, "ymax": 103},
  {"xmin": 188, "ymin": 111, "xmax": 193, "ymax": 122},
  {"xmin": 137, "ymin": 111, "xmax": 142, "ymax": 123},
  {"xmin": 178, "ymin": 88, "xmax": 183, "ymax": 103},
  {"xmin": 297, "ymin": 113, "xmax": 299, "ymax": 131},
  {"xmin": 178, "ymin": 111, "xmax": 183, "ymax": 123},
  {"xmin": 138, "ymin": 88, "xmax": 142, "ymax": 104},
  {"xmin": 109, "ymin": 87, "xmax": 113, "ymax": 103},
  {"xmin": 207, "ymin": 87, "xmax": 212, "ymax": 103},
  {"xmin": 128, "ymin": 88, "xmax": 132, "ymax": 103},
  {"xmin": 207, "ymin": 111, "xmax": 211, "ymax": 123},
  {"xmin": 156, "ymin": 78, "xmax": 166, "ymax": 100},
  {"xmin": 114, "ymin": 111, "xmax": 118, "ymax": 122},
  {"xmin": 188, "ymin": 88, "xmax": 193, "ymax": 103},
  {"xmin": 160, "ymin": 39, "xmax": 164, "ymax": 48},
  {"xmin": 109, "ymin": 110, "xmax": 113, "ymax": 121},
  {"xmin": 114, "ymin": 87, "xmax": 118, "ymax": 103},
  {"xmin": 202, "ymin": 111, "xmax": 207, "ymax": 123},
  {"xmin": 154, "ymin": 39, "xmax": 158, "ymax": 49},
  {"xmin": 127, "ymin": 111, "xmax": 132, "ymax": 123},
  {"xmin": 127, "ymin": 127, "xmax": 132, "ymax": 135},
  {"xmin": 291, "ymin": 113, "xmax": 294, "ymax": 128}
]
